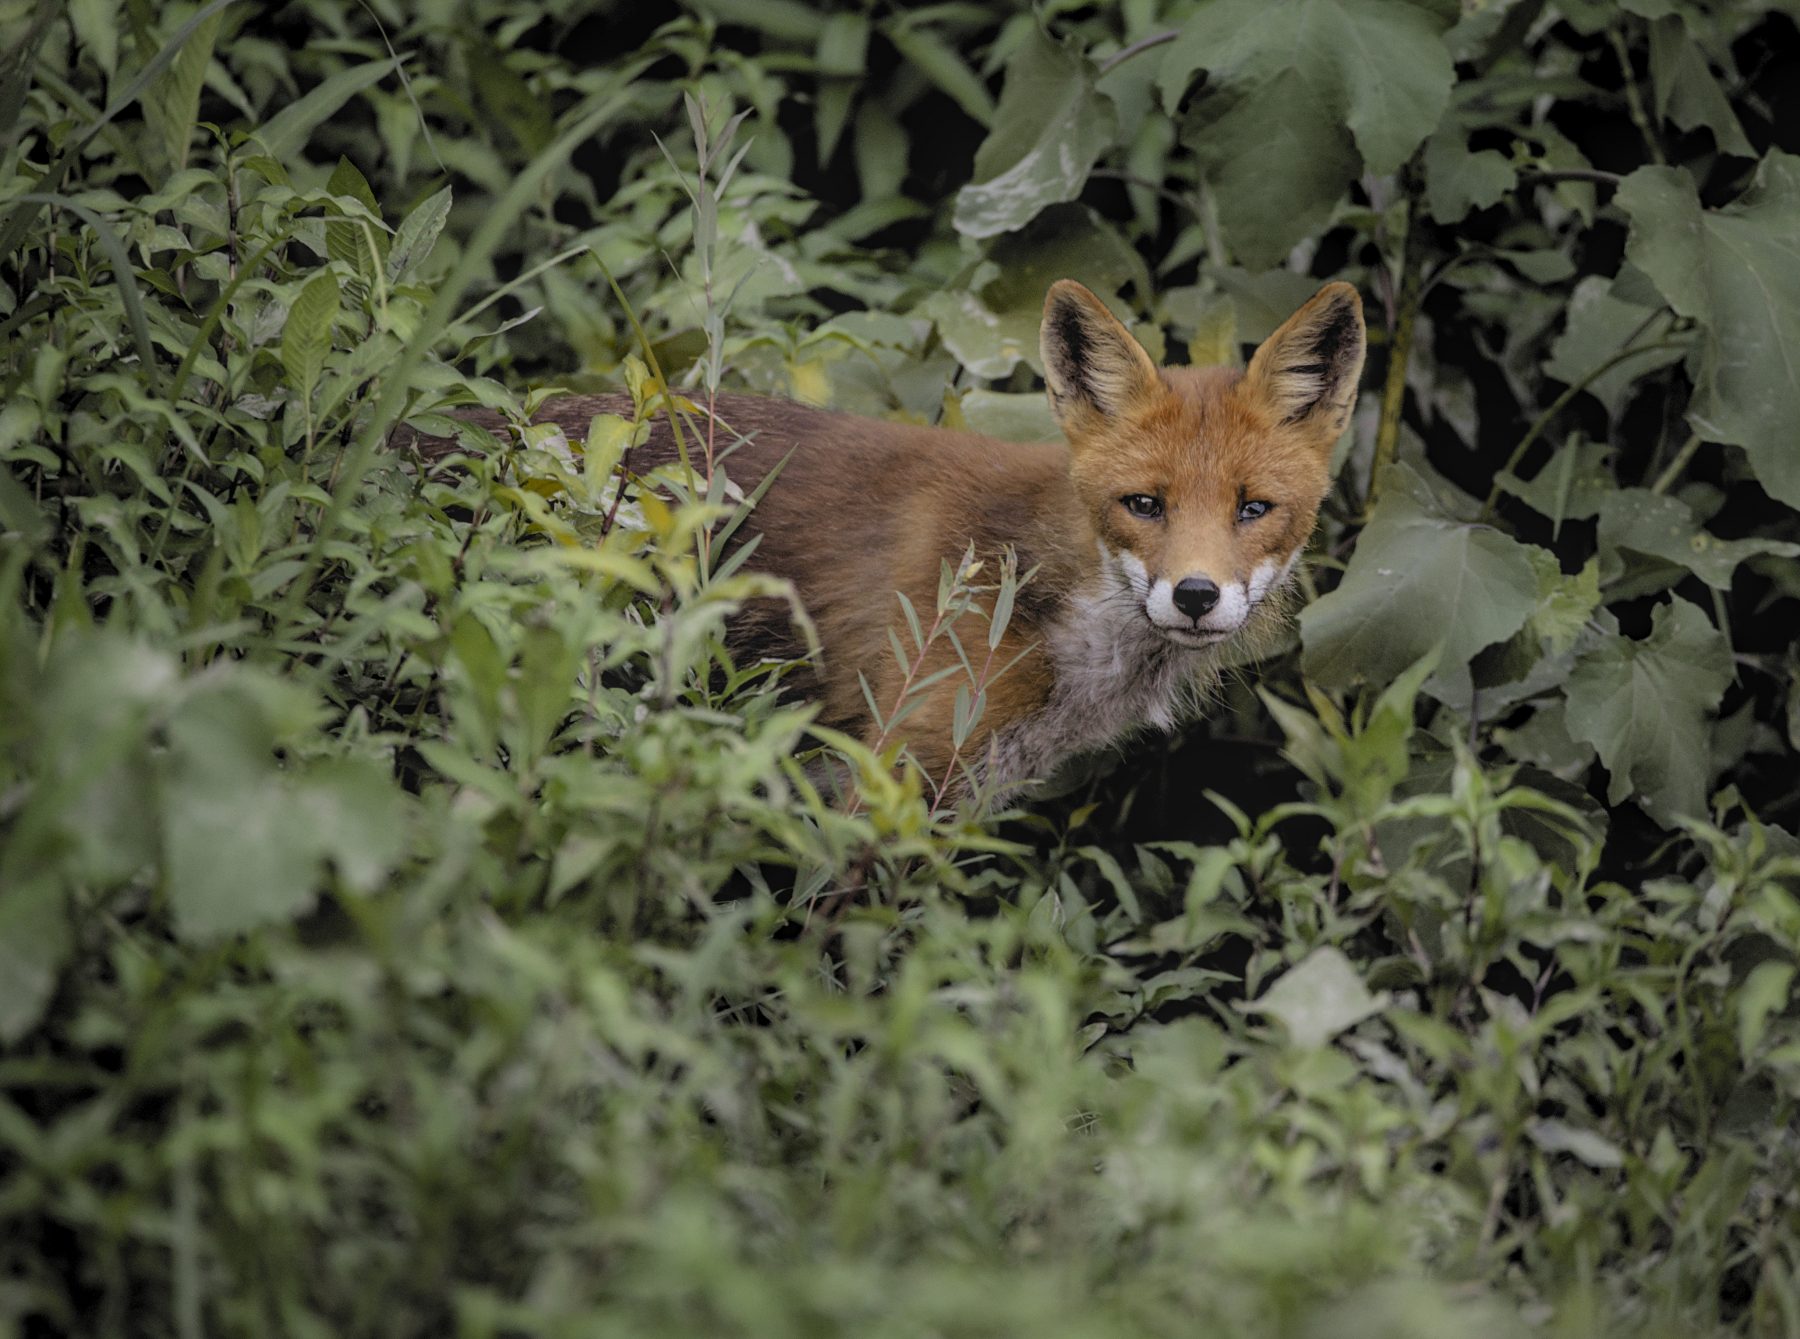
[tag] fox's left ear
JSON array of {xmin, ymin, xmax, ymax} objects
[
  {"xmin": 1040, "ymin": 280, "xmax": 1162, "ymax": 435},
  {"xmin": 1244, "ymin": 282, "xmax": 1366, "ymax": 448}
]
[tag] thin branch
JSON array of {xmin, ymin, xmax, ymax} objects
[
  {"xmin": 1519, "ymin": 168, "xmax": 1624, "ymax": 188},
  {"xmin": 1097, "ymin": 29, "xmax": 1180, "ymax": 76},
  {"xmin": 1367, "ymin": 178, "xmax": 1426, "ymax": 513}
]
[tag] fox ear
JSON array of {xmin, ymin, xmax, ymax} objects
[
  {"xmin": 1244, "ymin": 282, "xmax": 1366, "ymax": 445},
  {"xmin": 1040, "ymin": 280, "xmax": 1161, "ymax": 432}
]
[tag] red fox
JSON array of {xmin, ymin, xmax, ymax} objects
[{"xmin": 400, "ymin": 281, "xmax": 1365, "ymax": 795}]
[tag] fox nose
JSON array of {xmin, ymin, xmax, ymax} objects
[{"xmin": 1172, "ymin": 577, "xmax": 1220, "ymax": 619}]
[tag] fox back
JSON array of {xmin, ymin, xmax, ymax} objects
[{"xmin": 396, "ymin": 281, "xmax": 1366, "ymax": 794}]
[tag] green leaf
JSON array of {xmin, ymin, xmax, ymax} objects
[
  {"xmin": 1300, "ymin": 463, "xmax": 1541, "ymax": 698},
  {"xmin": 1739, "ymin": 961, "xmax": 1796, "ymax": 1058},
  {"xmin": 1160, "ymin": 0, "xmax": 1456, "ymax": 267},
  {"xmin": 814, "ymin": 12, "xmax": 869, "ymax": 163},
  {"xmin": 1598, "ymin": 489, "xmax": 1800, "ymax": 592},
  {"xmin": 1422, "ymin": 128, "xmax": 1516, "ymax": 223},
  {"xmin": 1646, "ymin": 15, "xmax": 1753, "ymax": 159},
  {"xmin": 1250, "ymin": 947, "xmax": 1387, "ymax": 1049},
  {"xmin": 1495, "ymin": 438, "xmax": 1616, "ymax": 537},
  {"xmin": 69, "ymin": 0, "xmax": 121, "ymax": 79},
  {"xmin": 142, "ymin": 7, "xmax": 221, "ymax": 172},
  {"xmin": 281, "ymin": 270, "xmax": 340, "ymax": 401},
  {"xmin": 325, "ymin": 156, "xmax": 385, "ymax": 273},
  {"xmin": 387, "ymin": 185, "xmax": 452, "ymax": 281},
  {"xmin": 296, "ymin": 759, "xmax": 408, "ymax": 894},
  {"xmin": 254, "ymin": 57, "xmax": 397, "ymax": 161},
  {"xmin": 1564, "ymin": 598, "xmax": 1732, "ymax": 821},
  {"xmin": 1543, "ymin": 276, "xmax": 1686, "ymax": 423},
  {"xmin": 157, "ymin": 676, "xmax": 331, "ymax": 941},
  {"xmin": 953, "ymin": 29, "xmax": 1117, "ymax": 240},
  {"xmin": 1526, "ymin": 1118, "xmax": 1623, "ymax": 1170},
  {"xmin": 883, "ymin": 20, "xmax": 996, "ymax": 129},
  {"xmin": 0, "ymin": 877, "xmax": 69, "ymax": 1044},
  {"xmin": 922, "ymin": 205, "xmax": 1142, "ymax": 379},
  {"xmin": 1619, "ymin": 155, "xmax": 1800, "ymax": 509}
]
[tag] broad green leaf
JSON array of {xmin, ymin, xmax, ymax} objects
[
  {"xmin": 281, "ymin": 270, "xmax": 340, "ymax": 401},
  {"xmin": 296, "ymin": 758, "xmax": 408, "ymax": 893},
  {"xmin": 143, "ymin": 8, "xmax": 221, "ymax": 172},
  {"xmin": 1543, "ymin": 276, "xmax": 1687, "ymax": 422},
  {"xmin": 1598, "ymin": 489, "xmax": 1800, "ymax": 592},
  {"xmin": 1250, "ymin": 947, "xmax": 1387, "ymax": 1049},
  {"xmin": 1160, "ymin": 0, "xmax": 1457, "ymax": 267},
  {"xmin": 948, "ymin": 389, "xmax": 1060, "ymax": 442},
  {"xmin": 254, "ymin": 57, "xmax": 397, "ymax": 160},
  {"xmin": 923, "ymin": 205, "xmax": 1142, "ymax": 379},
  {"xmin": 157, "ymin": 676, "xmax": 331, "ymax": 941},
  {"xmin": 1495, "ymin": 438, "xmax": 1616, "ymax": 537},
  {"xmin": 953, "ymin": 30, "xmax": 1117, "ymax": 239},
  {"xmin": 1564, "ymin": 598, "xmax": 1732, "ymax": 821},
  {"xmin": 1300, "ymin": 463, "xmax": 1540, "ymax": 697},
  {"xmin": 1619, "ymin": 155, "xmax": 1800, "ymax": 509},
  {"xmin": 1422, "ymin": 128, "xmax": 1515, "ymax": 223},
  {"xmin": 1646, "ymin": 15, "xmax": 1752, "ymax": 159}
]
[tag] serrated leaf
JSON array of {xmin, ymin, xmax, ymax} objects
[
  {"xmin": 1598, "ymin": 489, "xmax": 1800, "ymax": 592},
  {"xmin": 1250, "ymin": 947, "xmax": 1387, "ymax": 1049},
  {"xmin": 1564, "ymin": 598, "xmax": 1732, "ymax": 822},
  {"xmin": 1619, "ymin": 155, "xmax": 1800, "ymax": 509},
  {"xmin": 326, "ymin": 155, "xmax": 385, "ymax": 272},
  {"xmin": 1300, "ymin": 463, "xmax": 1540, "ymax": 699},
  {"xmin": 388, "ymin": 185, "xmax": 452, "ymax": 282},
  {"xmin": 1160, "ymin": 0, "xmax": 1456, "ymax": 267},
  {"xmin": 953, "ymin": 30, "xmax": 1117, "ymax": 239},
  {"xmin": 281, "ymin": 270, "xmax": 340, "ymax": 401}
]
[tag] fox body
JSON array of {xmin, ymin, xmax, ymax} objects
[{"xmin": 405, "ymin": 281, "xmax": 1366, "ymax": 792}]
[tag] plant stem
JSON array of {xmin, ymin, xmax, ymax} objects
[
  {"xmin": 1649, "ymin": 432, "xmax": 1703, "ymax": 495},
  {"xmin": 1609, "ymin": 24, "xmax": 1665, "ymax": 166},
  {"xmin": 1480, "ymin": 330, "xmax": 1688, "ymax": 515},
  {"xmin": 1096, "ymin": 29, "xmax": 1179, "ymax": 76},
  {"xmin": 1366, "ymin": 191, "xmax": 1424, "ymax": 513}
]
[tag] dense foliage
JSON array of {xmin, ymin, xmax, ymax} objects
[{"xmin": 4, "ymin": 0, "xmax": 1800, "ymax": 1333}]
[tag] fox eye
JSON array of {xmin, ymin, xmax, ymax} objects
[
  {"xmin": 1237, "ymin": 499, "xmax": 1273, "ymax": 523},
  {"xmin": 1121, "ymin": 494, "xmax": 1164, "ymax": 520}
]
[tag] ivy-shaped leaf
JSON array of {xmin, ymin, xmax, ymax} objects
[
  {"xmin": 953, "ymin": 29, "xmax": 1117, "ymax": 240},
  {"xmin": 1619, "ymin": 154, "xmax": 1800, "ymax": 508},
  {"xmin": 1564, "ymin": 598, "xmax": 1732, "ymax": 821},
  {"xmin": 1159, "ymin": 0, "xmax": 1457, "ymax": 267},
  {"xmin": 1300, "ymin": 463, "xmax": 1540, "ymax": 699}
]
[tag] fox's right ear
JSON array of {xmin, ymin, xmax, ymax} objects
[{"xmin": 1040, "ymin": 280, "xmax": 1161, "ymax": 434}]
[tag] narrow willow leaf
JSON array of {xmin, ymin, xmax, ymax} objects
[
  {"xmin": 143, "ymin": 8, "xmax": 221, "ymax": 172},
  {"xmin": 254, "ymin": 57, "xmax": 398, "ymax": 161}
]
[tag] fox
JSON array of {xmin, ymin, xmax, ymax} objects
[{"xmin": 397, "ymin": 280, "xmax": 1366, "ymax": 796}]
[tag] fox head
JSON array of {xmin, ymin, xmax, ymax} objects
[{"xmin": 1040, "ymin": 280, "xmax": 1366, "ymax": 649}]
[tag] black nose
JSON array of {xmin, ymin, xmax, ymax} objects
[{"xmin": 1172, "ymin": 577, "xmax": 1220, "ymax": 619}]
